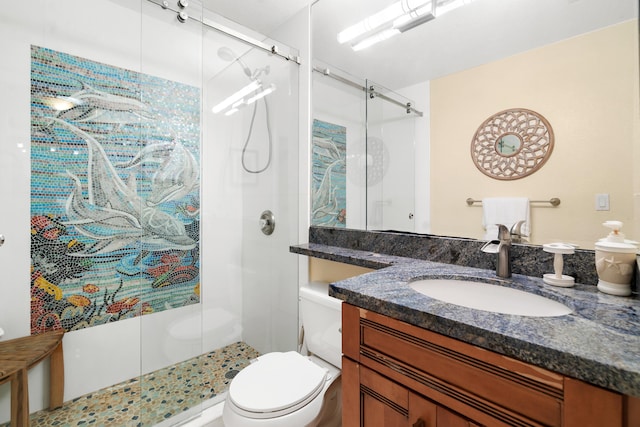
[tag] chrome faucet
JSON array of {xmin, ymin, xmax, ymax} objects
[
  {"xmin": 510, "ymin": 220, "xmax": 527, "ymax": 243},
  {"xmin": 481, "ymin": 224, "xmax": 512, "ymax": 278}
]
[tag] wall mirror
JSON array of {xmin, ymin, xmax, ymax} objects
[
  {"xmin": 312, "ymin": 62, "xmax": 420, "ymax": 232},
  {"xmin": 312, "ymin": 0, "xmax": 639, "ymax": 249},
  {"xmin": 470, "ymin": 108, "xmax": 555, "ymax": 181}
]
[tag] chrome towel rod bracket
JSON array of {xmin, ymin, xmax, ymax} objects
[{"xmin": 466, "ymin": 197, "xmax": 561, "ymax": 207}]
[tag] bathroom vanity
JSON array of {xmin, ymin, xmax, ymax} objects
[
  {"xmin": 342, "ymin": 303, "xmax": 635, "ymax": 426},
  {"xmin": 291, "ymin": 228, "xmax": 640, "ymax": 427}
]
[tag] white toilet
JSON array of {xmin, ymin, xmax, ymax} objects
[{"xmin": 222, "ymin": 281, "xmax": 342, "ymax": 427}]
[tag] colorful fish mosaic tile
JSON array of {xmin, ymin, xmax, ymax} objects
[
  {"xmin": 312, "ymin": 119, "xmax": 347, "ymax": 227},
  {"xmin": 30, "ymin": 45, "xmax": 201, "ymax": 334},
  {"xmin": 0, "ymin": 342, "xmax": 259, "ymax": 427}
]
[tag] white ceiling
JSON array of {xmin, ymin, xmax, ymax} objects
[
  {"xmin": 203, "ymin": 0, "xmax": 637, "ymax": 90},
  {"xmin": 202, "ymin": 0, "xmax": 311, "ymax": 35}
]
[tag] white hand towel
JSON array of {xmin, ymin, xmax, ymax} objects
[{"xmin": 482, "ymin": 197, "xmax": 530, "ymax": 240}]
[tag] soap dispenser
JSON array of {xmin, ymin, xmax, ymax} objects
[{"xmin": 595, "ymin": 221, "xmax": 639, "ymax": 296}]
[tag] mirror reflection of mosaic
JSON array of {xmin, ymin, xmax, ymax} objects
[
  {"xmin": 30, "ymin": 45, "xmax": 201, "ymax": 334},
  {"xmin": 470, "ymin": 108, "xmax": 554, "ymax": 180},
  {"xmin": 312, "ymin": 119, "xmax": 346, "ymax": 227}
]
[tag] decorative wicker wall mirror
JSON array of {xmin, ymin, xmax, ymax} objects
[{"xmin": 470, "ymin": 108, "xmax": 554, "ymax": 180}]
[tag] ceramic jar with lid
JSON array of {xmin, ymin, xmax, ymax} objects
[{"xmin": 595, "ymin": 221, "xmax": 638, "ymax": 296}]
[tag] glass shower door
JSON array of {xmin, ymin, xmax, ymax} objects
[
  {"xmin": 202, "ymin": 12, "xmax": 300, "ymax": 358},
  {"xmin": 0, "ymin": 1, "xmax": 299, "ymax": 425},
  {"xmin": 0, "ymin": 0, "xmax": 149, "ymax": 424},
  {"xmin": 366, "ymin": 80, "xmax": 417, "ymax": 231},
  {"xmin": 139, "ymin": 1, "xmax": 205, "ymax": 425}
]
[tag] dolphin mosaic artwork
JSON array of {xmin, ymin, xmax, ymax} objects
[
  {"xmin": 30, "ymin": 45, "xmax": 201, "ymax": 334},
  {"xmin": 312, "ymin": 119, "xmax": 347, "ymax": 227}
]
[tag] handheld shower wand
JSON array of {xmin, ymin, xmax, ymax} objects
[{"xmin": 217, "ymin": 46, "xmax": 273, "ymax": 174}]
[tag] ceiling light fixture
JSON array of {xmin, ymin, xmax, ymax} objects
[
  {"xmin": 339, "ymin": 0, "xmax": 475, "ymax": 51},
  {"xmin": 337, "ymin": 1, "xmax": 427, "ymax": 44},
  {"xmin": 352, "ymin": 28, "xmax": 401, "ymax": 52}
]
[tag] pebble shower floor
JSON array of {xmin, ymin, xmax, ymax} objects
[{"xmin": 0, "ymin": 342, "xmax": 259, "ymax": 426}]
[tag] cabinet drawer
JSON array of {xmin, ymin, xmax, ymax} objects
[{"xmin": 350, "ymin": 305, "xmax": 564, "ymax": 427}]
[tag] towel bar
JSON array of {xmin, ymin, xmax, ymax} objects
[{"xmin": 466, "ymin": 198, "xmax": 560, "ymax": 207}]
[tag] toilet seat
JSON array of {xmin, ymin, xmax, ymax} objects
[{"xmin": 228, "ymin": 351, "xmax": 328, "ymax": 419}]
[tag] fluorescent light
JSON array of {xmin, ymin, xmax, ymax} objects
[
  {"xmin": 224, "ymin": 108, "xmax": 239, "ymax": 116},
  {"xmin": 212, "ymin": 80, "xmax": 261, "ymax": 114},
  {"xmin": 393, "ymin": 2, "xmax": 432, "ymax": 27},
  {"xmin": 337, "ymin": 3, "xmax": 403, "ymax": 44},
  {"xmin": 395, "ymin": 9, "xmax": 435, "ymax": 32},
  {"xmin": 352, "ymin": 28, "xmax": 400, "ymax": 52},
  {"xmin": 338, "ymin": 0, "xmax": 474, "ymax": 52},
  {"xmin": 338, "ymin": 0, "xmax": 430, "ymax": 44},
  {"xmin": 436, "ymin": 0, "xmax": 475, "ymax": 16},
  {"xmin": 246, "ymin": 84, "xmax": 276, "ymax": 105}
]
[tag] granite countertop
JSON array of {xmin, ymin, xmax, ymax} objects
[{"xmin": 291, "ymin": 243, "xmax": 640, "ymax": 398}]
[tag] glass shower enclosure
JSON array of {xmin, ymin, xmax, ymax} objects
[
  {"xmin": 311, "ymin": 62, "xmax": 418, "ymax": 232},
  {"xmin": 0, "ymin": 1, "xmax": 300, "ymax": 425}
]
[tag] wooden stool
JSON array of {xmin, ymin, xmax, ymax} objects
[
  {"xmin": 0, "ymin": 330, "xmax": 65, "ymax": 411},
  {"xmin": 0, "ymin": 360, "xmax": 29, "ymax": 427}
]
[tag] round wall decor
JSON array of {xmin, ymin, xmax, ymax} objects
[{"xmin": 470, "ymin": 108, "xmax": 554, "ymax": 180}]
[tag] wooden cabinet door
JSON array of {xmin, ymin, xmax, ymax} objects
[
  {"xmin": 360, "ymin": 364, "xmax": 410, "ymax": 426},
  {"xmin": 362, "ymin": 391, "xmax": 409, "ymax": 427},
  {"xmin": 343, "ymin": 356, "xmax": 412, "ymax": 426},
  {"xmin": 351, "ymin": 366, "xmax": 497, "ymax": 427},
  {"xmin": 410, "ymin": 391, "xmax": 482, "ymax": 427},
  {"xmin": 436, "ymin": 406, "xmax": 478, "ymax": 427},
  {"xmin": 409, "ymin": 391, "xmax": 437, "ymax": 427}
]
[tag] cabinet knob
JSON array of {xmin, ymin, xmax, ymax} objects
[{"xmin": 412, "ymin": 419, "xmax": 425, "ymax": 427}]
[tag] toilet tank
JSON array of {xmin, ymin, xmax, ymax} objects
[{"xmin": 300, "ymin": 281, "xmax": 343, "ymax": 369}]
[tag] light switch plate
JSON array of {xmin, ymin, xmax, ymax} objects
[{"xmin": 595, "ymin": 193, "xmax": 610, "ymax": 211}]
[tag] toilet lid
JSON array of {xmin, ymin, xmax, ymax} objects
[{"xmin": 229, "ymin": 351, "xmax": 328, "ymax": 417}]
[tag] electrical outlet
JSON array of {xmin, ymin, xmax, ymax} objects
[{"xmin": 595, "ymin": 193, "xmax": 609, "ymax": 211}]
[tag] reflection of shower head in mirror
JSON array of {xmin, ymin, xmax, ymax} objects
[{"xmin": 217, "ymin": 46, "xmax": 252, "ymax": 78}]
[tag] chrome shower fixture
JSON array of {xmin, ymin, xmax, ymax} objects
[
  {"xmin": 216, "ymin": 45, "xmax": 274, "ymax": 174},
  {"xmin": 175, "ymin": 0, "xmax": 189, "ymax": 23},
  {"xmin": 218, "ymin": 47, "xmax": 252, "ymax": 78}
]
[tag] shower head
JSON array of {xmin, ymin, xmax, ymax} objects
[
  {"xmin": 217, "ymin": 46, "xmax": 237, "ymax": 62},
  {"xmin": 217, "ymin": 46, "xmax": 252, "ymax": 78}
]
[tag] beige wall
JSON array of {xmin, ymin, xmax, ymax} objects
[
  {"xmin": 309, "ymin": 258, "xmax": 374, "ymax": 283},
  {"xmin": 430, "ymin": 20, "xmax": 639, "ymax": 249}
]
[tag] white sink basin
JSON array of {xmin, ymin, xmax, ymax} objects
[{"xmin": 410, "ymin": 279, "xmax": 572, "ymax": 317}]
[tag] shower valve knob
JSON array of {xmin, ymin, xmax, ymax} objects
[
  {"xmin": 0, "ymin": 234, "xmax": 4, "ymax": 247},
  {"xmin": 177, "ymin": 11, "xmax": 188, "ymax": 22},
  {"xmin": 178, "ymin": 0, "xmax": 188, "ymax": 8},
  {"xmin": 260, "ymin": 210, "xmax": 275, "ymax": 236}
]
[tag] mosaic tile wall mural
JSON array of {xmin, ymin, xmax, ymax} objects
[
  {"xmin": 30, "ymin": 45, "xmax": 201, "ymax": 334},
  {"xmin": 312, "ymin": 119, "xmax": 347, "ymax": 227}
]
